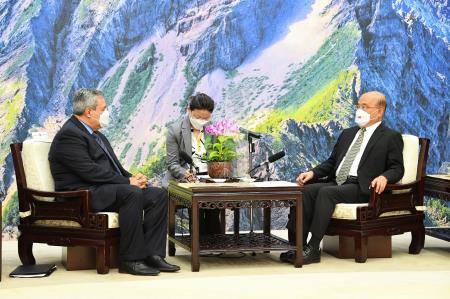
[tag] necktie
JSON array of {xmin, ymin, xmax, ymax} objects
[
  {"xmin": 336, "ymin": 128, "xmax": 366, "ymax": 185},
  {"xmin": 92, "ymin": 132, "xmax": 122, "ymax": 175}
]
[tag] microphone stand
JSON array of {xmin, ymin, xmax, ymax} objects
[
  {"xmin": 246, "ymin": 133, "xmax": 258, "ymax": 235},
  {"xmin": 265, "ymin": 161, "xmax": 271, "ymax": 181},
  {"xmin": 247, "ymin": 134, "xmax": 256, "ymax": 174}
]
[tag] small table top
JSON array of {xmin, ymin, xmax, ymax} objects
[
  {"xmin": 175, "ymin": 180, "xmax": 300, "ymax": 190},
  {"xmin": 426, "ymin": 174, "xmax": 450, "ymax": 181},
  {"xmin": 168, "ymin": 180, "xmax": 302, "ymax": 208}
]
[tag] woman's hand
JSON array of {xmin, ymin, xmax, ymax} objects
[{"xmin": 184, "ymin": 170, "xmax": 197, "ymax": 182}]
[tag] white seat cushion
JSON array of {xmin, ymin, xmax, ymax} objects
[
  {"xmin": 22, "ymin": 139, "xmax": 55, "ymax": 201},
  {"xmin": 332, "ymin": 135, "xmax": 421, "ymax": 220},
  {"xmin": 332, "ymin": 203, "xmax": 426, "ymax": 220},
  {"xmin": 393, "ymin": 135, "xmax": 419, "ymax": 194},
  {"xmin": 397, "ymin": 135, "xmax": 419, "ymax": 184},
  {"xmin": 332, "ymin": 203, "xmax": 368, "ymax": 220},
  {"xmin": 33, "ymin": 212, "xmax": 119, "ymax": 229}
]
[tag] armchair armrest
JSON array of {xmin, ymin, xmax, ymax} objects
[
  {"xmin": 367, "ymin": 180, "xmax": 422, "ymax": 218},
  {"xmin": 383, "ymin": 180, "xmax": 421, "ymax": 191},
  {"xmin": 26, "ymin": 187, "xmax": 90, "ymax": 204},
  {"xmin": 21, "ymin": 187, "xmax": 92, "ymax": 227}
]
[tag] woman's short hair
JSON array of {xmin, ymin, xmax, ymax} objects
[
  {"xmin": 72, "ymin": 88, "xmax": 104, "ymax": 115},
  {"xmin": 188, "ymin": 93, "xmax": 215, "ymax": 112}
]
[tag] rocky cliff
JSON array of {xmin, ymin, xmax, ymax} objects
[
  {"xmin": 353, "ymin": 0, "xmax": 449, "ymax": 171},
  {"xmin": 1, "ymin": 0, "xmax": 448, "ymax": 233}
]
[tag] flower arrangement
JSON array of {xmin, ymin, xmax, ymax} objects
[{"xmin": 204, "ymin": 119, "xmax": 238, "ymax": 162}]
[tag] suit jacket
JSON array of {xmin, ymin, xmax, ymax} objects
[
  {"xmin": 162, "ymin": 114, "xmax": 193, "ymax": 188},
  {"xmin": 311, "ymin": 122, "xmax": 404, "ymax": 197},
  {"xmin": 49, "ymin": 116, "xmax": 131, "ymax": 211}
]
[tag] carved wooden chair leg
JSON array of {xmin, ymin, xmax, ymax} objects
[
  {"xmin": 420, "ymin": 227, "xmax": 425, "ymax": 249},
  {"xmin": 18, "ymin": 236, "xmax": 36, "ymax": 265},
  {"xmin": 105, "ymin": 243, "xmax": 112, "ymax": 269},
  {"xmin": 409, "ymin": 227, "xmax": 425, "ymax": 254},
  {"xmin": 96, "ymin": 245, "xmax": 109, "ymax": 274},
  {"xmin": 354, "ymin": 235, "xmax": 368, "ymax": 263}
]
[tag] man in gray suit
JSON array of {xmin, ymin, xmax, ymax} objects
[{"xmin": 163, "ymin": 93, "xmax": 221, "ymax": 234}]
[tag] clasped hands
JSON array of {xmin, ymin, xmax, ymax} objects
[
  {"xmin": 130, "ymin": 173, "xmax": 148, "ymax": 189},
  {"xmin": 295, "ymin": 171, "xmax": 388, "ymax": 194}
]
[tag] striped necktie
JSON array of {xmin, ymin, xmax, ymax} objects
[
  {"xmin": 336, "ymin": 128, "xmax": 366, "ymax": 185},
  {"xmin": 92, "ymin": 132, "xmax": 122, "ymax": 175}
]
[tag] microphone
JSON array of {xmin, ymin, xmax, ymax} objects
[
  {"xmin": 268, "ymin": 151, "xmax": 285, "ymax": 163},
  {"xmin": 249, "ymin": 151, "xmax": 285, "ymax": 173},
  {"xmin": 180, "ymin": 151, "xmax": 195, "ymax": 172},
  {"xmin": 239, "ymin": 127, "xmax": 262, "ymax": 139}
]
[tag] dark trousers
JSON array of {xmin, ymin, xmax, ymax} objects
[
  {"xmin": 199, "ymin": 210, "xmax": 222, "ymax": 235},
  {"xmin": 287, "ymin": 181, "xmax": 367, "ymax": 245},
  {"xmin": 94, "ymin": 184, "xmax": 168, "ymax": 261},
  {"xmin": 186, "ymin": 209, "xmax": 221, "ymax": 235}
]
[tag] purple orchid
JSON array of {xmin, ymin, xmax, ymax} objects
[{"xmin": 205, "ymin": 119, "xmax": 238, "ymax": 136}]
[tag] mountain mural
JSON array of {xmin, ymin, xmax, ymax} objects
[{"xmin": 1, "ymin": 0, "xmax": 449, "ymax": 236}]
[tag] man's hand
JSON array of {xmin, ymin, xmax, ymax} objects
[
  {"xmin": 130, "ymin": 173, "xmax": 148, "ymax": 189},
  {"xmin": 184, "ymin": 170, "xmax": 196, "ymax": 183},
  {"xmin": 134, "ymin": 173, "xmax": 148, "ymax": 181},
  {"xmin": 371, "ymin": 176, "xmax": 388, "ymax": 194},
  {"xmin": 296, "ymin": 171, "xmax": 314, "ymax": 186}
]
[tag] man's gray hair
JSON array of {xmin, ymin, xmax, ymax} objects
[{"xmin": 72, "ymin": 88, "xmax": 104, "ymax": 115}]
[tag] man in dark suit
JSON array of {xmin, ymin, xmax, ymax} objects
[
  {"xmin": 49, "ymin": 88, "xmax": 179, "ymax": 275},
  {"xmin": 281, "ymin": 91, "xmax": 404, "ymax": 264}
]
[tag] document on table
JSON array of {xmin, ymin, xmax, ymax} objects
[
  {"xmin": 253, "ymin": 181, "xmax": 299, "ymax": 187},
  {"xmin": 178, "ymin": 181, "xmax": 299, "ymax": 188}
]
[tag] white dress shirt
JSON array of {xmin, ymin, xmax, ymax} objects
[
  {"xmin": 336, "ymin": 121, "xmax": 382, "ymax": 177},
  {"xmin": 191, "ymin": 131, "xmax": 207, "ymax": 173}
]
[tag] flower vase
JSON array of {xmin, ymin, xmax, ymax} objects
[{"xmin": 207, "ymin": 161, "xmax": 233, "ymax": 178}]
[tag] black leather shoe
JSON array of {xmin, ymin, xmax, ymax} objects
[
  {"xmin": 145, "ymin": 256, "xmax": 180, "ymax": 272},
  {"xmin": 280, "ymin": 250, "xmax": 296, "ymax": 263},
  {"xmin": 119, "ymin": 260, "xmax": 160, "ymax": 276},
  {"xmin": 303, "ymin": 244, "xmax": 321, "ymax": 264}
]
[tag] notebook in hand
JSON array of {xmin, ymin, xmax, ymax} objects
[{"xmin": 9, "ymin": 264, "xmax": 57, "ymax": 278}]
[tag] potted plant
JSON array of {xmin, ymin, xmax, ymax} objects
[{"xmin": 204, "ymin": 119, "xmax": 238, "ymax": 178}]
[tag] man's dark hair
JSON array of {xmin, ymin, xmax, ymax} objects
[{"xmin": 188, "ymin": 93, "xmax": 215, "ymax": 112}]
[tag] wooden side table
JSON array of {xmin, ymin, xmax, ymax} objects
[
  {"xmin": 424, "ymin": 175, "xmax": 450, "ymax": 242},
  {"xmin": 168, "ymin": 180, "xmax": 303, "ymax": 272}
]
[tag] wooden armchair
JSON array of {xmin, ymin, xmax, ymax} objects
[
  {"xmin": 324, "ymin": 135, "xmax": 430, "ymax": 262},
  {"xmin": 10, "ymin": 141, "xmax": 120, "ymax": 274}
]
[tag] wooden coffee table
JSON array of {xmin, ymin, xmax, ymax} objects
[{"xmin": 168, "ymin": 180, "xmax": 303, "ymax": 271}]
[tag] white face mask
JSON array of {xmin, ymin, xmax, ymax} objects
[
  {"xmin": 355, "ymin": 108, "xmax": 371, "ymax": 127},
  {"xmin": 99, "ymin": 109, "xmax": 110, "ymax": 128},
  {"xmin": 189, "ymin": 114, "xmax": 210, "ymax": 130}
]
